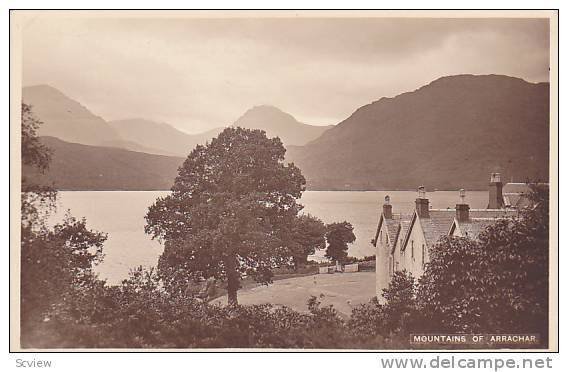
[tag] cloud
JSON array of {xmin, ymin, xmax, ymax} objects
[{"xmin": 20, "ymin": 15, "xmax": 550, "ymax": 133}]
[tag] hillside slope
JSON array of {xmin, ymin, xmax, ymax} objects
[
  {"xmin": 22, "ymin": 85, "xmax": 119, "ymax": 146},
  {"xmin": 23, "ymin": 137, "xmax": 184, "ymax": 191},
  {"xmin": 286, "ymin": 75, "xmax": 550, "ymax": 190},
  {"xmin": 109, "ymin": 119, "xmax": 224, "ymax": 157}
]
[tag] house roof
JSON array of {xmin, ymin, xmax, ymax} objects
[
  {"xmin": 455, "ymin": 218, "xmax": 495, "ymax": 239},
  {"xmin": 504, "ymin": 193, "xmax": 523, "ymax": 207},
  {"xmin": 385, "ymin": 218, "xmax": 401, "ymax": 242},
  {"xmin": 502, "ymin": 183, "xmax": 532, "ymax": 194},
  {"xmin": 418, "ymin": 210, "xmax": 457, "ymax": 249},
  {"xmin": 450, "ymin": 209, "xmax": 518, "ymax": 239},
  {"xmin": 399, "ymin": 219, "xmax": 411, "ymax": 239},
  {"xmin": 469, "ymin": 209, "xmax": 518, "ymax": 219},
  {"xmin": 372, "ymin": 212, "xmax": 411, "ymax": 249},
  {"xmin": 402, "ymin": 208, "xmax": 518, "ymax": 251},
  {"xmin": 503, "ymin": 193, "xmax": 533, "ymax": 209}
]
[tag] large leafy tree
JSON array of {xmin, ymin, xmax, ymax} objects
[
  {"xmin": 324, "ymin": 221, "xmax": 356, "ymax": 264},
  {"xmin": 145, "ymin": 127, "xmax": 306, "ymax": 305}
]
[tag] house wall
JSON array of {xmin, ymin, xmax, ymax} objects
[
  {"xmin": 375, "ymin": 221, "xmax": 390, "ymax": 298},
  {"xmin": 449, "ymin": 222, "xmax": 463, "ymax": 237},
  {"xmin": 400, "ymin": 217, "xmax": 429, "ymax": 279},
  {"xmin": 387, "ymin": 231, "xmax": 407, "ymax": 290}
]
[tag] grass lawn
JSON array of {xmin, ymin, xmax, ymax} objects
[{"xmin": 213, "ymin": 271, "xmax": 376, "ymax": 317}]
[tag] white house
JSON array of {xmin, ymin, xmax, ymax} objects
[
  {"xmin": 371, "ymin": 195, "xmax": 411, "ymax": 298},
  {"xmin": 373, "ymin": 173, "xmax": 521, "ymax": 297}
]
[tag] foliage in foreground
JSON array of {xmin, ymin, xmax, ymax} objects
[
  {"xmin": 349, "ymin": 185, "xmax": 550, "ymax": 348},
  {"xmin": 24, "ymin": 268, "xmax": 357, "ymax": 349},
  {"xmin": 20, "ymin": 103, "xmax": 108, "ymax": 346},
  {"xmin": 22, "ymin": 185, "xmax": 549, "ymax": 349}
]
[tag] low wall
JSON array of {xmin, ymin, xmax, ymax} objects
[
  {"xmin": 319, "ymin": 266, "xmax": 335, "ymax": 274},
  {"xmin": 344, "ymin": 263, "xmax": 359, "ymax": 273}
]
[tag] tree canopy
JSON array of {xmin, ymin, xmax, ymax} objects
[
  {"xmin": 145, "ymin": 127, "xmax": 306, "ymax": 305},
  {"xmin": 324, "ymin": 221, "xmax": 356, "ymax": 264},
  {"xmin": 288, "ymin": 214, "xmax": 326, "ymax": 270}
]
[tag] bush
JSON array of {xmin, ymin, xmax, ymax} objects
[{"xmin": 348, "ymin": 186, "xmax": 550, "ymax": 349}]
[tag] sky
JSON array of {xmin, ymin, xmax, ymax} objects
[{"xmin": 20, "ymin": 14, "xmax": 550, "ymax": 134}]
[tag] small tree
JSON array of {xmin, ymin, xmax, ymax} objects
[
  {"xmin": 349, "ymin": 270, "xmax": 418, "ymax": 341},
  {"xmin": 145, "ymin": 127, "xmax": 306, "ymax": 305},
  {"xmin": 289, "ymin": 214, "xmax": 326, "ymax": 270},
  {"xmin": 21, "ymin": 103, "xmax": 55, "ymax": 228},
  {"xmin": 416, "ymin": 236, "xmax": 485, "ymax": 333},
  {"xmin": 381, "ymin": 270, "xmax": 418, "ymax": 334},
  {"xmin": 324, "ymin": 222, "xmax": 355, "ymax": 264}
]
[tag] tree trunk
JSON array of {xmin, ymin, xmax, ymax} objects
[
  {"xmin": 225, "ymin": 256, "xmax": 240, "ymax": 306},
  {"xmin": 292, "ymin": 256, "xmax": 299, "ymax": 272}
]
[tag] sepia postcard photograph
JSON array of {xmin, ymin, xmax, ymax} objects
[{"xmin": 9, "ymin": 9, "xmax": 558, "ymax": 352}]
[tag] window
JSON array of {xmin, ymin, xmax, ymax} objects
[
  {"xmin": 422, "ymin": 244, "xmax": 426, "ymax": 267},
  {"xmin": 411, "ymin": 240, "xmax": 414, "ymax": 260}
]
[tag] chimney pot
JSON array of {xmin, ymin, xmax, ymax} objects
[
  {"xmin": 456, "ymin": 189, "xmax": 469, "ymax": 221},
  {"xmin": 383, "ymin": 195, "xmax": 392, "ymax": 219},
  {"xmin": 490, "ymin": 172, "xmax": 502, "ymax": 183},
  {"xmin": 418, "ymin": 185, "xmax": 426, "ymax": 199},
  {"xmin": 415, "ymin": 186, "xmax": 429, "ymax": 218},
  {"xmin": 488, "ymin": 173, "xmax": 505, "ymax": 209}
]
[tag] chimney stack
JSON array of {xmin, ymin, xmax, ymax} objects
[
  {"xmin": 415, "ymin": 186, "xmax": 429, "ymax": 218},
  {"xmin": 487, "ymin": 173, "xmax": 504, "ymax": 209},
  {"xmin": 383, "ymin": 195, "xmax": 392, "ymax": 219},
  {"xmin": 456, "ymin": 189, "xmax": 470, "ymax": 222}
]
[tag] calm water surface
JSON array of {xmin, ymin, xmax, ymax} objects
[{"xmin": 53, "ymin": 190, "xmax": 489, "ymax": 284}]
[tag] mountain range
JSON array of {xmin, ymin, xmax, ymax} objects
[
  {"xmin": 21, "ymin": 75, "xmax": 550, "ymax": 191},
  {"xmin": 23, "ymin": 85, "xmax": 331, "ymax": 158},
  {"xmin": 286, "ymin": 74, "xmax": 549, "ymax": 190},
  {"xmin": 108, "ymin": 119, "xmax": 224, "ymax": 157}
]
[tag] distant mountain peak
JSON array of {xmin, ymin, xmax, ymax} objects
[
  {"xmin": 416, "ymin": 74, "xmax": 549, "ymax": 96},
  {"xmin": 238, "ymin": 105, "xmax": 296, "ymax": 121},
  {"xmin": 234, "ymin": 105, "xmax": 332, "ymax": 146},
  {"xmin": 360, "ymin": 74, "xmax": 548, "ymax": 116}
]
